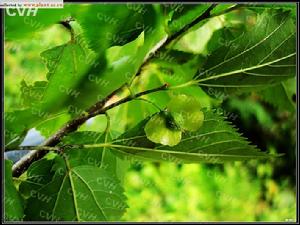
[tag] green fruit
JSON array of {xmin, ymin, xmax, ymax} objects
[
  {"xmin": 167, "ymin": 94, "xmax": 204, "ymax": 132},
  {"xmin": 162, "ymin": 111, "xmax": 181, "ymax": 131},
  {"xmin": 172, "ymin": 110, "xmax": 204, "ymax": 132},
  {"xmin": 144, "ymin": 112, "xmax": 181, "ymax": 146},
  {"xmin": 144, "ymin": 95, "xmax": 204, "ymax": 146}
]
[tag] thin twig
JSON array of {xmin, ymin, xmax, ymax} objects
[{"xmin": 5, "ymin": 146, "xmax": 61, "ymax": 152}]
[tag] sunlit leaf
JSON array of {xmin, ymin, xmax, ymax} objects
[
  {"xmin": 39, "ymin": 38, "xmax": 95, "ymax": 113},
  {"xmin": 165, "ymin": 4, "xmax": 212, "ymax": 34},
  {"xmin": 4, "ymin": 6, "xmax": 75, "ymax": 40},
  {"xmin": 24, "ymin": 155, "xmax": 127, "ymax": 221},
  {"xmin": 111, "ymin": 109, "xmax": 273, "ymax": 163},
  {"xmin": 5, "ymin": 160, "xmax": 24, "ymax": 221},
  {"xmin": 195, "ymin": 10, "xmax": 296, "ymax": 94}
]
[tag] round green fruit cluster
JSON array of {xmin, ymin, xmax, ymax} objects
[{"xmin": 144, "ymin": 94, "xmax": 204, "ymax": 146}]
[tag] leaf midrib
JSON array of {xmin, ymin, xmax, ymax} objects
[
  {"xmin": 71, "ymin": 170, "xmax": 108, "ymax": 221},
  {"xmin": 51, "ymin": 173, "xmax": 68, "ymax": 219},
  {"xmin": 109, "ymin": 144, "xmax": 269, "ymax": 158},
  {"xmin": 197, "ymin": 52, "xmax": 295, "ymax": 83}
]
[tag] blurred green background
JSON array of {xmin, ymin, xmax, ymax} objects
[{"xmin": 5, "ymin": 4, "xmax": 296, "ymax": 222}]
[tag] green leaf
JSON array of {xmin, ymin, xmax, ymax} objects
[
  {"xmin": 20, "ymin": 78, "xmax": 71, "ymax": 138},
  {"xmin": 19, "ymin": 155, "xmax": 57, "ymax": 198},
  {"xmin": 153, "ymin": 52, "xmax": 203, "ymax": 86},
  {"xmin": 5, "ymin": 107, "xmax": 69, "ymax": 149},
  {"xmin": 210, "ymin": 4, "xmax": 236, "ymax": 16},
  {"xmin": 5, "ymin": 160, "xmax": 24, "ymax": 221},
  {"xmin": 62, "ymin": 131, "xmax": 130, "ymax": 183},
  {"xmin": 165, "ymin": 4, "xmax": 212, "ymax": 34},
  {"xmin": 258, "ymin": 79, "xmax": 296, "ymax": 112},
  {"xmin": 18, "ymin": 130, "xmax": 127, "ymax": 221},
  {"xmin": 61, "ymin": 131, "xmax": 116, "ymax": 171},
  {"xmin": 5, "ymin": 109, "xmax": 37, "ymax": 148},
  {"xmin": 4, "ymin": 7, "xmax": 74, "ymax": 40},
  {"xmin": 62, "ymin": 130, "xmax": 130, "ymax": 183},
  {"xmin": 172, "ymin": 6, "xmax": 253, "ymax": 56},
  {"xmin": 24, "ymin": 155, "xmax": 127, "ymax": 221},
  {"xmin": 39, "ymin": 39, "xmax": 95, "ymax": 113},
  {"xmin": 144, "ymin": 112, "xmax": 182, "ymax": 146},
  {"xmin": 73, "ymin": 4, "xmax": 144, "ymax": 52},
  {"xmin": 5, "ymin": 108, "xmax": 70, "ymax": 149},
  {"xmin": 112, "ymin": 109, "xmax": 273, "ymax": 163},
  {"xmin": 196, "ymin": 10, "xmax": 296, "ymax": 94},
  {"xmin": 20, "ymin": 80, "xmax": 47, "ymax": 107},
  {"xmin": 35, "ymin": 113, "xmax": 71, "ymax": 138},
  {"xmin": 247, "ymin": 3, "xmax": 296, "ymax": 19}
]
